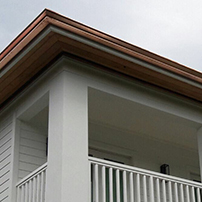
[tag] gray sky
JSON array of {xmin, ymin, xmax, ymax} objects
[{"xmin": 1, "ymin": 0, "xmax": 202, "ymax": 72}]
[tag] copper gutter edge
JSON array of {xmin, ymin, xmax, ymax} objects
[{"xmin": 0, "ymin": 9, "xmax": 49, "ymax": 61}]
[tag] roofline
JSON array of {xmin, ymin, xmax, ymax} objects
[
  {"xmin": 0, "ymin": 9, "xmax": 48, "ymax": 60},
  {"xmin": 1, "ymin": 9, "xmax": 202, "ymax": 79},
  {"xmin": 1, "ymin": 9, "xmax": 202, "ymax": 109}
]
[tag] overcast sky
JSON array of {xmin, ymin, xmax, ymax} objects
[{"xmin": 1, "ymin": 0, "xmax": 202, "ymax": 73}]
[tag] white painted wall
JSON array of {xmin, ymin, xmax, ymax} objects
[{"xmin": 0, "ymin": 115, "xmax": 13, "ymax": 202}]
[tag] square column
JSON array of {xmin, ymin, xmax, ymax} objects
[
  {"xmin": 45, "ymin": 70, "xmax": 89, "ymax": 202},
  {"xmin": 197, "ymin": 127, "xmax": 202, "ymax": 181}
]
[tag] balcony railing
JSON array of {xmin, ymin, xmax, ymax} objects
[
  {"xmin": 16, "ymin": 163, "xmax": 47, "ymax": 202},
  {"xmin": 89, "ymin": 157, "xmax": 202, "ymax": 202}
]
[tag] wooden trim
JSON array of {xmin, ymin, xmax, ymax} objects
[
  {"xmin": 0, "ymin": 10, "xmax": 48, "ymax": 60},
  {"xmin": 0, "ymin": 17, "xmax": 50, "ymax": 70}
]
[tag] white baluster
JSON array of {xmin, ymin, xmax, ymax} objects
[
  {"xmin": 21, "ymin": 186, "xmax": 25, "ymax": 202},
  {"xmin": 174, "ymin": 183, "xmax": 179, "ymax": 202},
  {"xmin": 156, "ymin": 178, "xmax": 160, "ymax": 202},
  {"xmin": 123, "ymin": 171, "xmax": 127, "ymax": 202},
  {"xmin": 135, "ymin": 174, "xmax": 141, "ymax": 202},
  {"xmin": 94, "ymin": 164, "xmax": 99, "ymax": 202},
  {"xmin": 143, "ymin": 175, "xmax": 147, "ymax": 202},
  {"xmin": 116, "ymin": 169, "xmax": 120, "ymax": 202},
  {"xmin": 130, "ymin": 172, "xmax": 134, "ymax": 202},
  {"xmin": 186, "ymin": 185, "xmax": 190, "ymax": 202},
  {"xmin": 168, "ymin": 181, "xmax": 173, "ymax": 202},
  {"xmin": 40, "ymin": 172, "xmax": 45, "ymax": 202},
  {"xmin": 36, "ymin": 174, "xmax": 40, "ymax": 202},
  {"xmin": 28, "ymin": 180, "xmax": 32, "ymax": 202},
  {"xmin": 197, "ymin": 188, "xmax": 201, "ymax": 202},
  {"xmin": 32, "ymin": 177, "xmax": 36, "ymax": 202},
  {"xmin": 149, "ymin": 176, "xmax": 154, "ymax": 202},
  {"xmin": 25, "ymin": 183, "xmax": 28, "ymax": 202},
  {"xmin": 102, "ymin": 166, "xmax": 106, "ymax": 202},
  {"xmin": 162, "ymin": 180, "xmax": 166, "ymax": 202},
  {"xmin": 191, "ymin": 187, "xmax": 196, "ymax": 202},
  {"xmin": 17, "ymin": 186, "xmax": 20, "ymax": 202},
  {"xmin": 109, "ymin": 168, "xmax": 113, "ymax": 202},
  {"xmin": 180, "ymin": 184, "xmax": 185, "ymax": 202}
]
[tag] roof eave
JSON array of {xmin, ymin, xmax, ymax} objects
[{"xmin": 1, "ymin": 9, "xmax": 202, "ymax": 110}]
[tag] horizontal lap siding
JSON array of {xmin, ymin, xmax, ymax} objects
[
  {"xmin": 0, "ymin": 116, "xmax": 13, "ymax": 202},
  {"xmin": 18, "ymin": 122, "xmax": 47, "ymax": 180}
]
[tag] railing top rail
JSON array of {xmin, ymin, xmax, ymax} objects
[
  {"xmin": 16, "ymin": 162, "xmax": 48, "ymax": 187},
  {"xmin": 89, "ymin": 156, "xmax": 202, "ymax": 188}
]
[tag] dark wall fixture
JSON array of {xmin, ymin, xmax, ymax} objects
[{"xmin": 160, "ymin": 164, "xmax": 170, "ymax": 175}]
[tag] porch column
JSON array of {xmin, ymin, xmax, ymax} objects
[
  {"xmin": 45, "ymin": 70, "xmax": 89, "ymax": 202},
  {"xmin": 197, "ymin": 127, "xmax": 202, "ymax": 181}
]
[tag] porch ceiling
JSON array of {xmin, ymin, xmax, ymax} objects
[{"xmin": 89, "ymin": 89, "xmax": 201, "ymax": 151}]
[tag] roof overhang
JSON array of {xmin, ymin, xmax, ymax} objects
[{"xmin": 1, "ymin": 9, "xmax": 202, "ymax": 110}]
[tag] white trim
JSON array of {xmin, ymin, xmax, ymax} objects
[
  {"xmin": 16, "ymin": 162, "xmax": 47, "ymax": 187},
  {"xmin": 8, "ymin": 113, "xmax": 19, "ymax": 202}
]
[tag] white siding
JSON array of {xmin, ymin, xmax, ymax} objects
[
  {"xmin": 18, "ymin": 121, "xmax": 47, "ymax": 180},
  {"xmin": 0, "ymin": 116, "xmax": 13, "ymax": 202}
]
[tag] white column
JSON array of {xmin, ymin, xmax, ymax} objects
[
  {"xmin": 45, "ymin": 70, "xmax": 89, "ymax": 202},
  {"xmin": 197, "ymin": 127, "xmax": 202, "ymax": 181}
]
